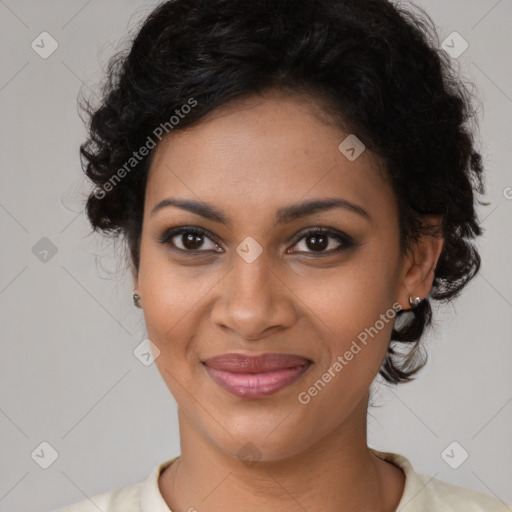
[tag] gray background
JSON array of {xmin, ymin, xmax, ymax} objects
[{"xmin": 0, "ymin": 1, "xmax": 511, "ymax": 511}]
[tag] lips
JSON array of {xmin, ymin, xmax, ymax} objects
[
  {"xmin": 202, "ymin": 353, "xmax": 312, "ymax": 373},
  {"xmin": 202, "ymin": 353, "xmax": 312, "ymax": 398}
]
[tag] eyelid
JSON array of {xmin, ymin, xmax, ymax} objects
[
  {"xmin": 293, "ymin": 225, "xmax": 350, "ymax": 241},
  {"xmin": 158, "ymin": 225, "xmax": 354, "ymax": 254},
  {"xmin": 290, "ymin": 226, "xmax": 353, "ymax": 254},
  {"xmin": 158, "ymin": 226, "xmax": 223, "ymax": 252}
]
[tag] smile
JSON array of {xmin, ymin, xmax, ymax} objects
[{"xmin": 202, "ymin": 361, "xmax": 312, "ymax": 398}]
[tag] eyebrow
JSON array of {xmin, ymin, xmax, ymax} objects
[{"xmin": 150, "ymin": 197, "xmax": 370, "ymax": 225}]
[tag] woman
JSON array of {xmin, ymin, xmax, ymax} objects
[{"xmin": 58, "ymin": 0, "xmax": 509, "ymax": 510}]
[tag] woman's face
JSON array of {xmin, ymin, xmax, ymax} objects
[{"xmin": 136, "ymin": 90, "xmax": 411, "ymax": 461}]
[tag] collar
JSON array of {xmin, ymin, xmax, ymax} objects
[{"xmin": 140, "ymin": 456, "xmax": 179, "ymax": 512}]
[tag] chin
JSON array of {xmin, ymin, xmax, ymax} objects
[{"xmin": 205, "ymin": 416, "xmax": 316, "ymax": 464}]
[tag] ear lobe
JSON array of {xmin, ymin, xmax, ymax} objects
[{"xmin": 397, "ymin": 215, "xmax": 444, "ymax": 309}]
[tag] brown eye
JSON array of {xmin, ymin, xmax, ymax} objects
[
  {"xmin": 159, "ymin": 227, "xmax": 223, "ymax": 253},
  {"xmin": 180, "ymin": 232, "xmax": 207, "ymax": 250},
  {"xmin": 289, "ymin": 228, "xmax": 353, "ymax": 255},
  {"xmin": 304, "ymin": 232, "xmax": 329, "ymax": 251}
]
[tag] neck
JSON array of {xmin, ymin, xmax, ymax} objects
[{"xmin": 159, "ymin": 397, "xmax": 405, "ymax": 512}]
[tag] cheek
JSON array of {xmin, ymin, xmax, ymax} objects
[
  {"xmin": 140, "ymin": 269, "xmax": 205, "ymax": 347},
  {"xmin": 137, "ymin": 254, "xmax": 226, "ymax": 393},
  {"xmin": 292, "ymin": 268, "xmax": 399, "ymax": 430},
  {"xmin": 296, "ymin": 250, "xmax": 400, "ymax": 379},
  {"xmin": 137, "ymin": 239, "xmax": 215, "ymax": 335},
  {"xmin": 139, "ymin": 266, "xmax": 204, "ymax": 403},
  {"xmin": 304, "ymin": 250, "xmax": 398, "ymax": 333}
]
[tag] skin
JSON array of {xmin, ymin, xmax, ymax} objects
[{"xmin": 133, "ymin": 88, "xmax": 444, "ymax": 512}]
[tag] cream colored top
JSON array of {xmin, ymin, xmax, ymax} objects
[{"xmin": 56, "ymin": 448, "xmax": 511, "ymax": 511}]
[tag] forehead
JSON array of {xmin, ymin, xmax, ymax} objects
[{"xmin": 145, "ymin": 92, "xmax": 395, "ymax": 225}]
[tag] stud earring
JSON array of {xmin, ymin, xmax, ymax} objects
[
  {"xmin": 133, "ymin": 293, "xmax": 142, "ymax": 308},
  {"xmin": 409, "ymin": 296, "xmax": 421, "ymax": 308}
]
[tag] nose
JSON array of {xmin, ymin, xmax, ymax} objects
[{"xmin": 210, "ymin": 252, "xmax": 297, "ymax": 341}]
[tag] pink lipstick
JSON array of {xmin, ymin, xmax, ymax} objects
[{"xmin": 202, "ymin": 353, "xmax": 312, "ymax": 398}]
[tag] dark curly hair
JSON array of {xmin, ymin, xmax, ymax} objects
[{"xmin": 79, "ymin": 0, "xmax": 487, "ymax": 385}]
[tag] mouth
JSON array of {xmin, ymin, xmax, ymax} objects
[{"xmin": 202, "ymin": 353, "xmax": 313, "ymax": 399}]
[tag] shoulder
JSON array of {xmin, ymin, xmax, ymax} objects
[
  {"xmin": 412, "ymin": 471, "xmax": 511, "ymax": 511},
  {"xmin": 54, "ymin": 482, "xmax": 143, "ymax": 512},
  {"xmin": 53, "ymin": 456, "xmax": 179, "ymax": 512},
  {"xmin": 370, "ymin": 448, "xmax": 511, "ymax": 512}
]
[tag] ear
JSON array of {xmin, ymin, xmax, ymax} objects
[{"xmin": 396, "ymin": 215, "xmax": 444, "ymax": 310}]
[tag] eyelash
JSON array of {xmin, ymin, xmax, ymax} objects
[{"xmin": 157, "ymin": 226, "xmax": 354, "ymax": 256}]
